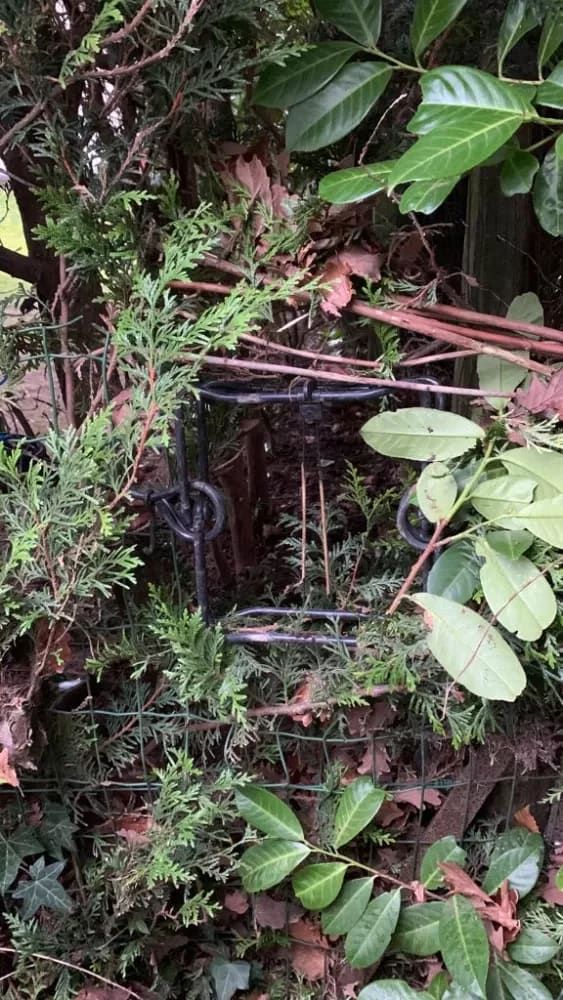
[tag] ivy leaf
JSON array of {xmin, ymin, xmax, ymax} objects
[
  {"xmin": 416, "ymin": 462, "xmax": 458, "ymax": 522},
  {"xmin": 498, "ymin": 0, "xmax": 541, "ymax": 74},
  {"xmin": 316, "ymin": 0, "xmax": 382, "ymax": 49},
  {"xmin": 501, "ymin": 447, "xmax": 563, "ymax": 499},
  {"xmin": 439, "ymin": 894, "xmax": 489, "ymax": 997},
  {"xmin": 255, "ymin": 43, "xmax": 360, "ymax": 108},
  {"xmin": 407, "ymin": 66, "xmax": 534, "ymax": 135},
  {"xmin": 9, "ymin": 825, "xmax": 44, "ymax": 859},
  {"xmin": 240, "ymin": 840, "xmax": 310, "ymax": 892},
  {"xmin": 412, "ymin": 593, "xmax": 527, "ymax": 702},
  {"xmin": 390, "ymin": 108, "xmax": 524, "ymax": 187},
  {"xmin": 286, "ymin": 63, "xmax": 392, "ymax": 152},
  {"xmin": 538, "ymin": 11, "xmax": 563, "ymax": 70},
  {"xmin": 508, "ymin": 928, "xmax": 560, "ymax": 965},
  {"xmin": 533, "ymin": 139, "xmax": 563, "ymax": 237},
  {"xmin": 411, "ymin": 0, "xmax": 468, "ymax": 61},
  {"xmin": 390, "ymin": 902, "xmax": 445, "ymax": 956},
  {"xmin": 210, "ymin": 958, "xmax": 251, "ymax": 1000},
  {"xmin": 235, "ymin": 786, "xmax": 304, "ymax": 841},
  {"xmin": 482, "ymin": 828, "xmax": 544, "ymax": 897},
  {"xmin": 319, "ymin": 161, "xmax": 395, "ymax": 204},
  {"xmin": 511, "ymin": 494, "xmax": 563, "ymax": 547},
  {"xmin": 399, "ymin": 177, "xmax": 460, "ymax": 214},
  {"xmin": 345, "ymin": 889, "xmax": 401, "ymax": 968},
  {"xmin": 334, "ymin": 777, "xmax": 386, "ymax": 848},
  {"xmin": 537, "ymin": 61, "xmax": 563, "ymax": 109},
  {"xmin": 485, "ymin": 529, "xmax": 534, "ymax": 559},
  {"xmin": 358, "ymin": 983, "xmax": 431, "ymax": 999},
  {"xmin": 11, "ymin": 857, "xmax": 73, "ymax": 918},
  {"xmin": 321, "ymin": 877, "xmax": 373, "ymax": 936},
  {"xmin": 469, "ymin": 475, "xmax": 537, "ymax": 529},
  {"xmin": 361, "ymin": 407, "xmax": 484, "ymax": 462},
  {"xmin": 0, "ymin": 833, "xmax": 21, "ymax": 893},
  {"xmin": 292, "ymin": 863, "xmax": 348, "ymax": 910},
  {"xmin": 420, "ymin": 836, "xmax": 467, "ymax": 889},
  {"xmin": 426, "ymin": 542, "xmax": 481, "ymax": 605},
  {"xmin": 477, "ymin": 541, "xmax": 556, "ymax": 641},
  {"xmin": 39, "ymin": 801, "xmax": 78, "ymax": 860},
  {"xmin": 496, "ymin": 958, "xmax": 554, "ymax": 999}
]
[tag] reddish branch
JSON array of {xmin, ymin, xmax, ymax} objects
[{"xmin": 401, "ymin": 297, "xmax": 563, "ymax": 345}]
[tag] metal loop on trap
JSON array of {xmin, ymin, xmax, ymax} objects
[{"xmin": 131, "ymin": 480, "xmax": 226, "ymax": 543}]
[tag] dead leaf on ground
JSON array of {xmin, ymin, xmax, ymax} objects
[
  {"xmin": 516, "ymin": 370, "xmax": 563, "ymax": 418},
  {"xmin": 224, "ymin": 890, "xmax": 249, "ymax": 915},
  {"xmin": 440, "ymin": 863, "xmax": 519, "ymax": 935},
  {"xmin": 513, "ymin": 804, "xmax": 540, "ymax": 833},
  {"xmin": 0, "ymin": 746, "xmax": 19, "ymax": 788},
  {"xmin": 290, "ymin": 919, "xmax": 328, "ymax": 982},
  {"xmin": 320, "ymin": 246, "xmax": 382, "ymax": 315},
  {"xmin": 255, "ymin": 893, "xmax": 301, "ymax": 929},
  {"xmin": 75, "ymin": 988, "xmax": 132, "ymax": 1000},
  {"xmin": 357, "ymin": 743, "xmax": 391, "ymax": 778},
  {"xmin": 394, "ymin": 786, "xmax": 443, "ymax": 810},
  {"xmin": 115, "ymin": 813, "xmax": 154, "ymax": 846},
  {"xmin": 376, "ymin": 800, "xmax": 407, "ymax": 828}
]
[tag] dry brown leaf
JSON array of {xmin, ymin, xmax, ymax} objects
[
  {"xmin": 376, "ymin": 800, "xmax": 407, "ymax": 828},
  {"xmin": 0, "ymin": 747, "xmax": 19, "ymax": 788},
  {"xmin": 357, "ymin": 744, "xmax": 391, "ymax": 778},
  {"xmin": 440, "ymin": 864, "xmax": 519, "ymax": 933},
  {"xmin": 439, "ymin": 862, "xmax": 492, "ymax": 903},
  {"xmin": 75, "ymin": 988, "xmax": 131, "ymax": 1000},
  {"xmin": 290, "ymin": 920, "xmax": 328, "ymax": 982},
  {"xmin": 513, "ymin": 805, "xmax": 540, "ymax": 833},
  {"xmin": 337, "ymin": 248, "xmax": 382, "ymax": 281},
  {"xmin": 516, "ymin": 371, "xmax": 563, "ymax": 417},
  {"xmin": 115, "ymin": 814, "xmax": 153, "ymax": 846},
  {"xmin": 394, "ymin": 786, "xmax": 443, "ymax": 810},
  {"xmin": 255, "ymin": 893, "xmax": 301, "ymax": 929},
  {"xmin": 233, "ymin": 155, "xmax": 272, "ymax": 208},
  {"xmin": 224, "ymin": 890, "xmax": 249, "ymax": 915},
  {"xmin": 320, "ymin": 246, "xmax": 382, "ymax": 315}
]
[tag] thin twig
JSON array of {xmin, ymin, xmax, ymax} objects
[
  {"xmin": 0, "ymin": 948, "xmax": 140, "ymax": 999},
  {"xmin": 101, "ymin": 0, "xmax": 154, "ymax": 46},
  {"xmin": 57, "ymin": 256, "xmax": 76, "ymax": 428},
  {"xmin": 399, "ymin": 297, "xmax": 563, "ymax": 345},
  {"xmin": 108, "ymin": 400, "xmax": 158, "ymax": 510}
]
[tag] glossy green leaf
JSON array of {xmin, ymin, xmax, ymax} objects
[
  {"xmin": 399, "ymin": 177, "xmax": 460, "ymax": 214},
  {"xmin": 507, "ymin": 290, "xmax": 544, "ymax": 326},
  {"xmin": 255, "ymin": 43, "xmax": 360, "ymax": 108},
  {"xmin": 416, "ymin": 462, "xmax": 458, "ymax": 522},
  {"xmin": 391, "ymin": 902, "xmax": 445, "ymax": 956},
  {"xmin": 498, "ymin": 0, "xmax": 541, "ymax": 73},
  {"xmin": 359, "ymin": 984, "xmax": 431, "ymax": 1000},
  {"xmin": 508, "ymin": 927, "xmax": 560, "ymax": 965},
  {"xmin": 411, "ymin": 0, "xmax": 468, "ymax": 59},
  {"xmin": 334, "ymin": 777, "xmax": 386, "ymax": 847},
  {"xmin": 501, "ymin": 447, "xmax": 563, "ymax": 499},
  {"xmin": 361, "ymin": 407, "xmax": 484, "ymax": 462},
  {"xmin": 210, "ymin": 959, "xmax": 251, "ymax": 1000},
  {"xmin": 483, "ymin": 828, "xmax": 544, "ymax": 897},
  {"xmin": 511, "ymin": 494, "xmax": 563, "ymax": 546},
  {"xmin": 420, "ymin": 836, "xmax": 467, "ymax": 889},
  {"xmin": 411, "ymin": 593, "xmax": 527, "ymax": 702},
  {"xmin": 427, "ymin": 972, "xmax": 450, "ymax": 999},
  {"xmin": 537, "ymin": 60, "xmax": 563, "ymax": 108},
  {"xmin": 478, "ymin": 541, "xmax": 556, "ymax": 641},
  {"xmin": 235, "ymin": 786, "xmax": 304, "ymax": 840},
  {"xmin": 426, "ymin": 542, "xmax": 481, "ymax": 604},
  {"xmin": 345, "ymin": 889, "xmax": 402, "ymax": 968},
  {"xmin": 485, "ymin": 529, "xmax": 534, "ymax": 559},
  {"xmin": 240, "ymin": 840, "xmax": 310, "ymax": 892},
  {"xmin": 321, "ymin": 876, "xmax": 374, "ymax": 935},
  {"xmin": 443, "ymin": 986, "xmax": 482, "ymax": 1000},
  {"xmin": 539, "ymin": 11, "xmax": 563, "ymax": 69},
  {"xmin": 319, "ymin": 161, "xmax": 395, "ymax": 204},
  {"xmin": 533, "ymin": 141, "xmax": 563, "ymax": 237},
  {"xmin": 407, "ymin": 66, "xmax": 534, "ymax": 135},
  {"xmin": 390, "ymin": 109, "xmax": 523, "ymax": 187},
  {"xmin": 12, "ymin": 857, "xmax": 73, "ymax": 918},
  {"xmin": 500, "ymin": 150, "xmax": 540, "ymax": 195},
  {"xmin": 477, "ymin": 351, "xmax": 528, "ymax": 409},
  {"xmin": 487, "ymin": 960, "xmax": 511, "ymax": 1000},
  {"xmin": 496, "ymin": 959, "xmax": 554, "ymax": 1000},
  {"xmin": 292, "ymin": 862, "xmax": 348, "ymax": 910},
  {"xmin": 316, "ymin": 0, "xmax": 382, "ymax": 48},
  {"xmin": 439, "ymin": 894, "xmax": 489, "ymax": 997},
  {"xmin": 0, "ymin": 833, "xmax": 21, "ymax": 893},
  {"xmin": 470, "ymin": 475, "xmax": 537, "ymax": 529},
  {"xmin": 287, "ymin": 62, "xmax": 392, "ymax": 152}
]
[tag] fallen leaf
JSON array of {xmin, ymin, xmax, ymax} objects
[
  {"xmin": 0, "ymin": 747, "xmax": 19, "ymax": 788},
  {"xmin": 394, "ymin": 787, "xmax": 443, "ymax": 809},
  {"xmin": 224, "ymin": 890, "xmax": 249, "ymax": 915},
  {"xmin": 115, "ymin": 814, "xmax": 153, "ymax": 846},
  {"xmin": 111, "ymin": 388, "xmax": 131, "ymax": 426},
  {"xmin": 255, "ymin": 893, "xmax": 301, "ymax": 929},
  {"xmin": 440, "ymin": 863, "xmax": 519, "ymax": 933},
  {"xmin": 337, "ymin": 248, "xmax": 382, "ymax": 281},
  {"xmin": 290, "ymin": 920, "xmax": 327, "ymax": 982},
  {"xmin": 439, "ymin": 862, "xmax": 492, "ymax": 904},
  {"xmin": 411, "ymin": 880, "xmax": 426, "ymax": 903},
  {"xmin": 357, "ymin": 744, "xmax": 391, "ymax": 778},
  {"xmin": 320, "ymin": 246, "xmax": 382, "ymax": 315},
  {"xmin": 75, "ymin": 988, "xmax": 131, "ymax": 1000},
  {"xmin": 376, "ymin": 800, "xmax": 407, "ymax": 828},
  {"xmin": 233, "ymin": 155, "xmax": 272, "ymax": 209},
  {"xmin": 516, "ymin": 370, "xmax": 563, "ymax": 417},
  {"xmin": 513, "ymin": 805, "xmax": 540, "ymax": 833}
]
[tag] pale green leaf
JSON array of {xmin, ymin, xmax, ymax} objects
[
  {"xmin": 507, "ymin": 290, "xmax": 544, "ymax": 326},
  {"xmin": 497, "ymin": 959, "xmax": 554, "ymax": 1000},
  {"xmin": 334, "ymin": 777, "xmax": 386, "ymax": 848},
  {"xmin": 292, "ymin": 862, "xmax": 348, "ymax": 910},
  {"xmin": 477, "ymin": 351, "xmax": 528, "ymax": 409},
  {"xmin": 483, "ymin": 828, "xmax": 544, "ymax": 897},
  {"xmin": 316, "ymin": 0, "xmax": 382, "ymax": 48},
  {"xmin": 235, "ymin": 786, "xmax": 304, "ymax": 840},
  {"xmin": 411, "ymin": 0, "xmax": 468, "ymax": 59},
  {"xmin": 470, "ymin": 475, "xmax": 537, "ymax": 528},
  {"xmin": 500, "ymin": 150, "xmax": 540, "ymax": 196},
  {"xmin": 255, "ymin": 43, "xmax": 360, "ymax": 108},
  {"xmin": 0, "ymin": 833, "xmax": 21, "ymax": 893},
  {"xmin": 407, "ymin": 66, "xmax": 535, "ymax": 135},
  {"xmin": 210, "ymin": 959, "xmax": 251, "ymax": 1000},
  {"xmin": 12, "ymin": 857, "xmax": 73, "ymax": 918},
  {"xmin": 477, "ymin": 542, "xmax": 556, "ymax": 641},
  {"xmin": 416, "ymin": 462, "xmax": 458, "ymax": 522},
  {"xmin": 501, "ymin": 447, "xmax": 563, "ymax": 499},
  {"xmin": 427, "ymin": 972, "xmax": 450, "ymax": 999},
  {"xmin": 399, "ymin": 177, "xmax": 460, "ymax": 214},
  {"xmin": 390, "ymin": 902, "xmax": 445, "ymax": 956},
  {"xmin": 240, "ymin": 840, "xmax": 310, "ymax": 892},
  {"xmin": 359, "ymin": 984, "xmax": 431, "ymax": 999},
  {"xmin": 511, "ymin": 494, "xmax": 563, "ymax": 547},
  {"xmin": 533, "ymin": 142, "xmax": 563, "ymax": 237},
  {"xmin": 485, "ymin": 529, "xmax": 534, "ymax": 559},
  {"xmin": 321, "ymin": 877, "xmax": 374, "ymax": 936},
  {"xmin": 537, "ymin": 61, "xmax": 563, "ymax": 108},
  {"xmin": 411, "ymin": 593, "xmax": 527, "ymax": 702},
  {"xmin": 539, "ymin": 11, "xmax": 563, "ymax": 69},
  {"xmin": 390, "ymin": 109, "xmax": 523, "ymax": 187},
  {"xmin": 345, "ymin": 889, "xmax": 401, "ymax": 968},
  {"xmin": 498, "ymin": 0, "xmax": 541, "ymax": 73},
  {"xmin": 319, "ymin": 161, "xmax": 395, "ymax": 204},
  {"xmin": 420, "ymin": 836, "xmax": 467, "ymax": 889},
  {"xmin": 439, "ymin": 894, "xmax": 489, "ymax": 997},
  {"xmin": 508, "ymin": 928, "xmax": 560, "ymax": 965},
  {"xmin": 287, "ymin": 63, "xmax": 392, "ymax": 152},
  {"xmin": 361, "ymin": 407, "xmax": 484, "ymax": 462},
  {"xmin": 426, "ymin": 542, "xmax": 481, "ymax": 604}
]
